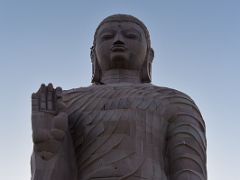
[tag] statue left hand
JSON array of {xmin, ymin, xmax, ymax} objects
[{"xmin": 31, "ymin": 83, "xmax": 68, "ymax": 160}]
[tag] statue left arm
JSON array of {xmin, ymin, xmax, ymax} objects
[{"xmin": 166, "ymin": 92, "xmax": 207, "ymax": 180}]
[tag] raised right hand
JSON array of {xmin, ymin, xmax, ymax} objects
[{"xmin": 31, "ymin": 83, "xmax": 68, "ymax": 160}]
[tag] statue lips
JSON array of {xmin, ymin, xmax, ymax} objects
[{"xmin": 111, "ymin": 45, "xmax": 127, "ymax": 52}]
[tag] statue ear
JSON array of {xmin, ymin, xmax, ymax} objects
[
  {"xmin": 90, "ymin": 46, "xmax": 101, "ymax": 83},
  {"xmin": 141, "ymin": 48, "xmax": 154, "ymax": 83},
  {"xmin": 149, "ymin": 48, "xmax": 154, "ymax": 62}
]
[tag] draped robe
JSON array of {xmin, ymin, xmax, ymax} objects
[{"xmin": 31, "ymin": 83, "xmax": 207, "ymax": 180}]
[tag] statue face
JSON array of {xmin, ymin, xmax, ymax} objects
[{"xmin": 95, "ymin": 21, "xmax": 148, "ymax": 71}]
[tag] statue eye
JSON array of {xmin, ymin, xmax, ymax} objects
[
  {"xmin": 101, "ymin": 33, "xmax": 114, "ymax": 40},
  {"xmin": 125, "ymin": 32, "xmax": 139, "ymax": 39}
]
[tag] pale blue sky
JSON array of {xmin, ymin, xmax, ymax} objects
[{"xmin": 0, "ymin": 0, "xmax": 239, "ymax": 179}]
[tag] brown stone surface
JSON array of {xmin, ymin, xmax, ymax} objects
[{"xmin": 31, "ymin": 14, "xmax": 207, "ymax": 180}]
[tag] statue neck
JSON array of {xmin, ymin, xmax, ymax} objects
[{"xmin": 100, "ymin": 69, "xmax": 141, "ymax": 84}]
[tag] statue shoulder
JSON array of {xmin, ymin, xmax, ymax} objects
[
  {"xmin": 153, "ymin": 85, "xmax": 206, "ymax": 132},
  {"xmin": 150, "ymin": 84, "xmax": 193, "ymax": 101},
  {"xmin": 61, "ymin": 85, "xmax": 97, "ymax": 101},
  {"xmin": 150, "ymin": 84, "xmax": 205, "ymax": 125}
]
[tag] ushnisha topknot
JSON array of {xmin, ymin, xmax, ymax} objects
[{"xmin": 91, "ymin": 14, "xmax": 154, "ymax": 84}]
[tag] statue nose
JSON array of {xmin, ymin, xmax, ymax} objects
[
  {"xmin": 113, "ymin": 33, "xmax": 125, "ymax": 45},
  {"xmin": 113, "ymin": 40, "xmax": 125, "ymax": 46}
]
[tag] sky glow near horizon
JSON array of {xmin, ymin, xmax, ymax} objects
[{"xmin": 0, "ymin": 0, "xmax": 239, "ymax": 179}]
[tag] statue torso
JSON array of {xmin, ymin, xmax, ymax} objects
[{"xmin": 63, "ymin": 84, "xmax": 176, "ymax": 180}]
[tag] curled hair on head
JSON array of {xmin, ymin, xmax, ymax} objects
[{"xmin": 91, "ymin": 14, "xmax": 154, "ymax": 84}]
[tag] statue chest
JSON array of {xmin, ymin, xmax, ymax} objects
[
  {"xmin": 67, "ymin": 86, "xmax": 169, "ymax": 143},
  {"xmin": 67, "ymin": 86, "xmax": 169, "ymax": 150},
  {"xmin": 66, "ymin": 86, "xmax": 169, "ymax": 179}
]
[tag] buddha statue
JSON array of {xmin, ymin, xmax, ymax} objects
[{"xmin": 31, "ymin": 14, "xmax": 207, "ymax": 180}]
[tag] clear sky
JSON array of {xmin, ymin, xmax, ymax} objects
[{"xmin": 0, "ymin": 0, "xmax": 239, "ymax": 179}]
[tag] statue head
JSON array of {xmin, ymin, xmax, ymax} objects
[{"xmin": 91, "ymin": 14, "xmax": 154, "ymax": 84}]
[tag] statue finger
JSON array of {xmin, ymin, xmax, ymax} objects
[
  {"xmin": 34, "ymin": 139, "xmax": 59, "ymax": 153},
  {"xmin": 56, "ymin": 101, "xmax": 67, "ymax": 112},
  {"xmin": 53, "ymin": 112, "xmax": 68, "ymax": 131},
  {"xmin": 47, "ymin": 83, "xmax": 54, "ymax": 111},
  {"xmin": 31, "ymin": 93, "xmax": 39, "ymax": 112},
  {"xmin": 39, "ymin": 84, "xmax": 47, "ymax": 111},
  {"xmin": 32, "ymin": 129, "xmax": 49, "ymax": 144},
  {"xmin": 55, "ymin": 86, "xmax": 65, "ymax": 112},
  {"xmin": 55, "ymin": 87, "xmax": 62, "ymax": 99},
  {"xmin": 39, "ymin": 151, "xmax": 54, "ymax": 160},
  {"xmin": 50, "ymin": 128, "xmax": 65, "ymax": 141}
]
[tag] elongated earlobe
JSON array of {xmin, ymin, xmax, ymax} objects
[
  {"xmin": 90, "ymin": 47, "xmax": 101, "ymax": 83},
  {"xmin": 141, "ymin": 48, "xmax": 154, "ymax": 83}
]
